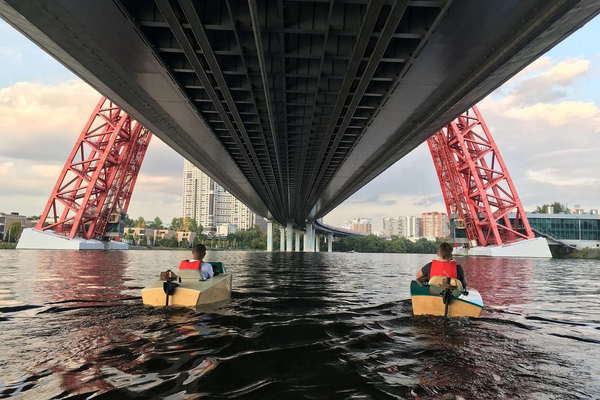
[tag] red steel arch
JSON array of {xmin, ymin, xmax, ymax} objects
[
  {"xmin": 36, "ymin": 97, "xmax": 152, "ymax": 240},
  {"xmin": 427, "ymin": 106, "xmax": 534, "ymax": 247}
]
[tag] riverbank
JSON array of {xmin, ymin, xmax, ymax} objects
[
  {"xmin": 567, "ymin": 248, "xmax": 600, "ymax": 259},
  {"xmin": 0, "ymin": 242, "xmax": 16, "ymax": 249}
]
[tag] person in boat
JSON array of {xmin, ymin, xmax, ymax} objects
[
  {"xmin": 179, "ymin": 244, "xmax": 214, "ymax": 280},
  {"xmin": 416, "ymin": 242, "xmax": 467, "ymax": 291}
]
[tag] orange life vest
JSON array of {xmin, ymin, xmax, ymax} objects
[
  {"xmin": 179, "ymin": 260, "xmax": 201, "ymax": 270},
  {"xmin": 430, "ymin": 260, "xmax": 457, "ymax": 279}
]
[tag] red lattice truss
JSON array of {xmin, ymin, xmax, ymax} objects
[
  {"xmin": 36, "ymin": 97, "xmax": 152, "ymax": 240},
  {"xmin": 427, "ymin": 106, "xmax": 534, "ymax": 247}
]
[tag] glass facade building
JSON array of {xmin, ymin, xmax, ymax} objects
[
  {"xmin": 450, "ymin": 213, "xmax": 600, "ymax": 243},
  {"xmin": 526, "ymin": 214, "xmax": 600, "ymax": 241}
]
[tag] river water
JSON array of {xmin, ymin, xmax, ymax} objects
[{"xmin": 0, "ymin": 250, "xmax": 599, "ymax": 399}]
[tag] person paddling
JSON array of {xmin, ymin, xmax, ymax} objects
[
  {"xmin": 416, "ymin": 242, "xmax": 467, "ymax": 290},
  {"xmin": 179, "ymin": 244, "xmax": 214, "ymax": 280}
]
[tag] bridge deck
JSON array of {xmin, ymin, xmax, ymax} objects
[{"xmin": 1, "ymin": 0, "xmax": 599, "ymax": 225}]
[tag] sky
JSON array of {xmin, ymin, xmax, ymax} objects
[{"xmin": 1, "ymin": 16, "xmax": 599, "ymax": 232}]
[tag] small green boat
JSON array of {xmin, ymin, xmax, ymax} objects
[{"xmin": 410, "ymin": 280, "xmax": 484, "ymax": 317}]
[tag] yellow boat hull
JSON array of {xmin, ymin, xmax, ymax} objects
[
  {"xmin": 410, "ymin": 280, "xmax": 483, "ymax": 317},
  {"xmin": 141, "ymin": 273, "xmax": 232, "ymax": 307}
]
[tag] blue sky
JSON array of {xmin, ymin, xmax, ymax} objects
[{"xmin": 0, "ymin": 15, "xmax": 599, "ymax": 231}]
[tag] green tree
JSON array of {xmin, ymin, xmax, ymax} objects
[
  {"xmin": 333, "ymin": 234, "xmax": 440, "ymax": 254},
  {"xmin": 180, "ymin": 238, "xmax": 190, "ymax": 248},
  {"xmin": 535, "ymin": 202, "xmax": 570, "ymax": 214},
  {"xmin": 124, "ymin": 214, "xmax": 135, "ymax": 227},
  {"xmin": 149, "ymin": 216, "xmax": 163, "ymax": 229},
  {"xmin": 170, "ymin": 217, "xmax": 183, "ymax": 231},
  {"xmin": 6, "ymin": 222, "xmax": 23, "ymax": 243},
  {"xmin": 135, "ymin": 216, "xmax": 146, "ymax": 228},
  {"xmin": 160, "ymin": 237, "xmax": 178, "ymax": 248},
  {"xmin": 139, "ymin": 235, "xmax": 148, "ymax": 246}
]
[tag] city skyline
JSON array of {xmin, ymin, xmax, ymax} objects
[{"xmin": 1, "ymin": 18, "xmax": 600, "ymax": 231}]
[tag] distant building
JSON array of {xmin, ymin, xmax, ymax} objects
[
  {"xmin": 0, "ymin": 212, "xmax": 34, "ymax": 241},
  {"xmin": 125, "ymin": 227, "xmax": 196, "ymax": 245},
  {"xmin": 382, "ymin": 217, "xmax": 404, "ymax": 237},
  {"xmin": 216, "ymin": 223, "xmax": 238, "ymax": 237},
  {"xmin": 421, "ymin": 212, "xmax": 449, "ymax": 239},
  {"xmin": 407, "ymin": 215, "xmax": 422, "ymax": 239},
  {"xmin": 351, "ymin": 218, "xmax": 372, "ymax": 235},
  {"xmin": 182, "ymin": 160, "xmax": 255, "ymax": 233},
  {"xmin": 382, "ymin": 216, "xmax": 422, "ymax": 239},
  {"xmin": 153, "ymin": 229, "xmax": 176, "ymax": 242},
  {"xmin": 521, "ymin": 212, "xmax": 600, "ymax": 249},
  {"xmin": 176, "ymin": 231, "xmax": 196, "ymax": 244},
  {"xmin": 126, "ymin": 227, "xmax": 154, "ymax": 244}
]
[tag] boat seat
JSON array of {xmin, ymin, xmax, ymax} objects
[
  {"xmin": 208, "ymin": 262, "xmax": 225, "ymax": 276},
  {"xmin": 428, "ymin": 276, "xmax": 464, "ymax": 296},
  {"xmin": 178, "ymin": 269, "xmax": 202, "ymax": 281}
]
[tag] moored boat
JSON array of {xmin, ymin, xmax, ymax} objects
[
  {"xmin": 142, "ymin": 262, "xmax": 232, "ymax": 308},
  {"xmin": 410, "ymin": 280, "xmax": 483, "ymax": 317}
]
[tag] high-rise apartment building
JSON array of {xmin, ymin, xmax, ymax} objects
[
  {"xmin": 382, "ymin": 216, "xmax": 422, "ymax": 238},
  {"xmin": 182, "ymin": 160, "xmax": 255, "ymax": 232},
  {"xmin": 407, "ymin": 215, "xmax": 422, "ymax": 239},
  {"xmin": 351, "ymin": 218, "xmax": 372, "ymax": 235},
  {"xmin": 382, "ymin": 217, "xmax": 405, "ymax": 237},
  {"xmin": 421, "ymin": 212, "xmax": 449, "ymax": 239}
]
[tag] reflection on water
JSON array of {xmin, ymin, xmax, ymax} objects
[{"xmin": 0, "ymin": 250, "xmax": 599, "ymax": 399}]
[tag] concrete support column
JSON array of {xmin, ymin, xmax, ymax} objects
[
  {"xmin": 286, "ymin": 223, "xmax": 293, "ymax": 252},
  {"xmin": 315, "ymin": 233, "xmax": 320, "ymax": 252},
  {"xmin": 294, "ymin": 230, "xmax": 301, "ymax": 252},
  {"xmin": 267, "ymin": 221, "xmax": 273, "ymax": 252},
  {"xmin": 304, "ymin": 223, "xmax": 314, "ymax": 252},
  {"xmin": 280, "ymin": 225, "xmax": 285, "ymax": 251},
  {"xmin": 327, "ymin": 233, "xmax": 333, "ymax": 252},
  {"xmin": 303, "ymin": 224, "xmax": 310, "ymax": 252}
]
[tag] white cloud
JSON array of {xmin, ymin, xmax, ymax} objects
[
  {"xmin": 0, "ymin": 80, "xmax": 99, "ymax": 134},
  {"xmin": 526, "ymin": 168, "xmax": 600, "ymax": 187},
  {"xmin": 0, "ymin": 161, "xmax": 14, "ymax": 176},
  {"xmin": 0, "ymin": 80, "xmax": 183, "ymax": 221},
  {"xmin": 543, "ymin": 58, "xmax": 591, "ymax": 84},
  {"xmin": 502, "ymin": 101, "xmax": 600, "ymax": 127}
]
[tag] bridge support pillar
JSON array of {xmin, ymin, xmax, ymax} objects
[
  {"xmin": 280, "ymin": 225, "xmax": 285, "ymax": 251},
  {"xmin": 266, "ymin": 221, "xmax": 273, "ymax": 252},
  {"xmin": 294, "ymin": 230, "xmax": 301, "ymax": 252},
  {"xmin": 304, "ymin": 223, "xmax": 313, "ymax": 252},
  {"xmin": 315, "ymin": 233, "xmax": 320, "ymax": 252},
  {"xmin": 328, "ymin": 233, "xmax": 333, "ymax": 252},
  {"xmin": 286, "ymin": 223, "xmax": 293, "ymax": 252}
]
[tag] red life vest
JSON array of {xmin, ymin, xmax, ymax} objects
[
  {"xmin": 430, "ymin": 260, "xmax": 457, "ymax": 279},
  {"xmin": 179, "ymin": 260, "xmax": 201, "ymax": 270}
]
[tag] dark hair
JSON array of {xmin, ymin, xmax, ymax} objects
[
  {"xmin": 438, "ymin": 242, "xmax": 453, "ymax": 260},
  {"xmin": 193, "ymin": 244, "xmax": 206, "ymax": 257}
]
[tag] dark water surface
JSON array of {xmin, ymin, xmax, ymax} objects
[{"xmin": 0, "ymin": 250, "xmax": 599, "ymax": 399}]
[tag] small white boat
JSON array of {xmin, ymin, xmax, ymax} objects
[
  {"xmin": 141, "ymin": 262, "xmax": 232, "ymax": 308},
  {"xmin": 410, "ymin": 280, "xmax": 484, "ymax": 317}
]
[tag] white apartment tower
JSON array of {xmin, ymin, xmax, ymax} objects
[
  {"xmin": 382, "ymin": 216, "xmax": 422, "ymax": 239},
  {"xmin": 182, "ymin": 160, "xmax": 255, "ymax": 232}
]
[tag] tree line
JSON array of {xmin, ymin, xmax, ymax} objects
[{"xmin": 333, "ymin": 235, "xmax": 445, "ymax": 253}]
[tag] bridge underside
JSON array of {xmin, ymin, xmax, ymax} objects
[{"xmin": 1, "ymin": 0, "xmax": 599, "ymax": 226}]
